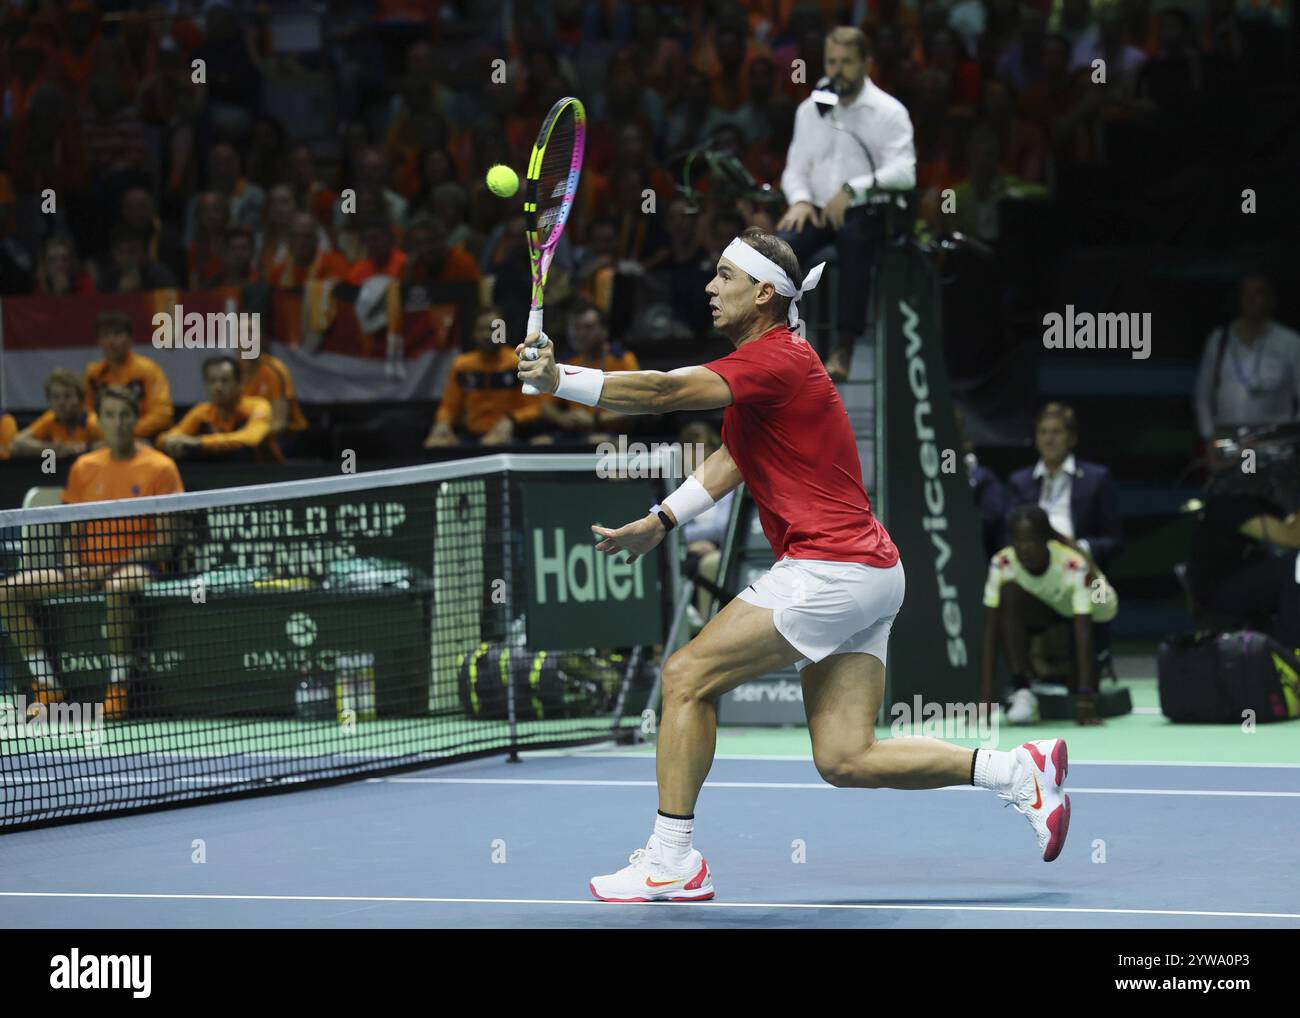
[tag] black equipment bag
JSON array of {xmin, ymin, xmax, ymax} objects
[
  {"xmin": 456, "ymin": 642, "xmax": 612, "ymax": 721},
  {"xmin": 1158, "ymin": 630, "xmax": 1300, "ymax": 723}
]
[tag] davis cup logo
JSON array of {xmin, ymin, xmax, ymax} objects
[{"xmin": 286, "ymin": 612, "xmax": 317, "ymax": 648}]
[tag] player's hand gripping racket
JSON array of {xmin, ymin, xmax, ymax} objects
[{"xmin": 520, "ymin": 96, "xmax": 585, "ymax": 395}]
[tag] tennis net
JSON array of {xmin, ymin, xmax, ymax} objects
[{"xmin": 0, "ymin": 453, "xmax": 670, "ymax": 831}]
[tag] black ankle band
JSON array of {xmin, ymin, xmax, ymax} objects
[{"xmin": 657, "ymin": 809, "xmax": 694, "ymax": 821}]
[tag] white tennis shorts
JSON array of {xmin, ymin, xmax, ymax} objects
[{"xmin": 736, "ymin": 557, "xmax": 906, "ymax": 671}]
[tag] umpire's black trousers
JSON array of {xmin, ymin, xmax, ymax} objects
[{"xmin": 778, "ymin": 205, "xmax": 883, "ymax": 357}]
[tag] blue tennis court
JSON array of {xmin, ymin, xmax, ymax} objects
[{"xmin": 4, "ymin": 744, "xmax": 1298, "ymax": 929}]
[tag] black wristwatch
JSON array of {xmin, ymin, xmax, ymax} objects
[{"xmin": 649, "ymin": 503, "xmax": 676, "ymax": 532}]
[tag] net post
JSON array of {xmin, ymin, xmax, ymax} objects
[{"xmin": 502, "ymin": 469, "xmax": 521, "ymax": 763}]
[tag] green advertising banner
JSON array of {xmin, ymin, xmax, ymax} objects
[
  {"xmin": 874, "ymin": 247, "xmax": 988, "ymax": 706},
  {"xmin": 522, "ymin": 479, "xmax": 664, "ymax": 650},
  {"xmin": 183, "ymin": 486, "xmax": 437, "ymax": 579},
  {"xmin": 0, "ymin": 588, "xmax": 432, "ymax": 719}
]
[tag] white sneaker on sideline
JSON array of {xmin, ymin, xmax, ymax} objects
[{"xmin": 1006, "ymin": 687, "xmax": 1039, "ymax": 724}]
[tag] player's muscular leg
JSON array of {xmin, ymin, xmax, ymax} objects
[
  {"xmin": 657, "ymin": 597, "xmax": 803, "ymax": 815},
  {"xmin": 802, "ymin": 652, "xmax": 972, "ymax": 789}
]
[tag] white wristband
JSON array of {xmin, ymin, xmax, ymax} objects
[
  {"xmin": 553, "ymin": 363, "xmax": 605, "ymax": 406},
  {"xmin": 662, "ymin": 476, "xmax": 716, "ymax": 527}
]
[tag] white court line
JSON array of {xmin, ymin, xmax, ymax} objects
[
  {"xmin": 373, "ymin": 777, "xmax": 1300, "ymax": 798},
  {"xmin": 549, "ymin": 751, "xmax": 1300, "ymax": 769},
  {"xmin": 0, "ymin": 890, "xmax": 1296, "ymax": 921}
]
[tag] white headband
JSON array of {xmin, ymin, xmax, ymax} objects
[{"xmin": 722, "ymin": 238, "xmax": 826, "ymax": 327}]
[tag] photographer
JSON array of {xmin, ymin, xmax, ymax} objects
[
  {"xmin": 1195, "ymin": 273, "xmax": 1300, "ymax": 440},
  {"xmin": 1186, "ymin": 439, "xmax": 1300, "ymax": 648}
]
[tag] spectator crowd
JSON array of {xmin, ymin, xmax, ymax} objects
[
  {"xmin": 0, "ymin": 0, "xmax": 1293, "ymax": 723},
  {"xmin": 0, "ymin": 0, "xmax": 1282, "ymax": 415}
]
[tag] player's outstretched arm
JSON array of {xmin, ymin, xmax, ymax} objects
[
  {"xmin": 592, "ymin": 442, "xmax": 742, "ymax": 564},
  {"xmin": 518, "ymin": 331, "xmax": 733, "ymax": 414},
  {"xmin": 596, "ymin": 365, "xmax": 733, "ymax": 415}
]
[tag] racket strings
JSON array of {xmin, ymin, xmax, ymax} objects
[{"xmin": 537, "ymin": 114, "xmax": 577, "ymax": 242}]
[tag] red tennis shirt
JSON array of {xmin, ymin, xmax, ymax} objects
[{"xmin": 705, "ymin": 324, "xmax": 899, "ymax": 567}]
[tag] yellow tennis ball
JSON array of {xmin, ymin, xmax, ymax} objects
[{"xmin": 486, "ymin": 164, "xmax": 519, "ymax": 198}]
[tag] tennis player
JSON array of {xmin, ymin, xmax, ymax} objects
[{"xmin": 518, "ymin": 228, "xmax": 1071, "ymax": 902}]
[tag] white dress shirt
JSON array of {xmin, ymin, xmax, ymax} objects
[
  {"xmin": 1194, "ymin": 320, "xmax": 1300, "ymax": 439},
  {"xmin": 780, "ymin": 77, "xmax": 916, "ymax": 209},
  {"xmin": 1034, "ymin": 454, "xmax": 1082, "ymax": 548}
]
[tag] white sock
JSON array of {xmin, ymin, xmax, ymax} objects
[
  {"xmin": 108, "ymin": 653, "xmax": 130, "ymax": 686},
  {"xmin": 25, "ymin": 652, "xmax": 56, "ymax": 688},
  {"xmin": 972, "ymin": 748, "xmax": 1017, "ymax": 791},
  {"xmin": 653, "ymin": 812, "xmax": 694, "ymax": 868}
]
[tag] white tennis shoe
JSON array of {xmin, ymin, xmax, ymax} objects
[
  {"xmin": 1000, "ymin": 738, "xmax": 1071, "ymax": 862},
  {"xmin": 1006, "ymin": 687, "xmax": 1039, "ymax": 724},
  {"xmin": 589, "ymin": 836, "xmax": 715, "ymax": 902}
]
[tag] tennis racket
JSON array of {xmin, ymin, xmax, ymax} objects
[{"xmin": 520, "ymin": 96, "xmax": 586, "ymax": 395}]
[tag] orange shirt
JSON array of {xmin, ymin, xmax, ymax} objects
[
  {"xmin": 258, "ymin": 237, "xmax": 291, "ymax": 282},
  {"xmin": 436, "ymin": 348, "xmax": 541, "ymax": 435},
  {"xmin": 187, "ymin": 243, "xmax": 223, "ymax": 287},
  {"xmin": 158, "ymin": 395, "xmax": 281, "ymax": 462},
  {"xmin": 405, "ymin": 246, "xmax": 480, "ymax": 284},
  {"xmin": 265, "ymin": 250, "xmax": 350, "ymax": 288},
  {"xmin": 84, "ymin": 352, "xmax": 175, "ymax": 438},
  {"xmin": 241, "ymin": 356, "xmax": 308, "ymax": 432},
  {"xmin": 572, "ymin": 350, "xmax": 640, "ymax": 372},
  {"xmin": 0, "ymin": 413, "xmax": 17, "ymax": 458},
  {"xmin": 25, "ymin": 409, "xmax": 103, "ymax": 445},
  {"xmin": 63, "ymin": 444, "xmax": 185, "ymax": 566},
  {"xmin": 575, "ymin": 170, "xmax": 613, "ymax": 228},
  {"xmin": 305, "ymin": 181, "xmax": 339, "ymax": 229},
  {"xmin": 56, "ymin": 36, "xmax": 103, "ymax": 94},
  {"xmin": 346, "ymin": 249, "xmax": 408, "ymax": 285}
]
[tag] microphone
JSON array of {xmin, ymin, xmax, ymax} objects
[{"xmin": 811, "ymin": 76, "xmax": 839, "ymax": 117}]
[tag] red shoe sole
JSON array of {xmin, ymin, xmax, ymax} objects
[
  {"xmin": 1043, "ymin": 793, "xmax": 1071, "ymax": 862},
  {"xmin": 588, "ymin": 882, "xmax": 715, "ymax": 903},
  {"xmin": 1042, "ymin": 739, "xmax": 1070, "ymax": 861},
  {"xmin": 1052, "ymin": 739, "xmax": 1069, "ymax": 786}
]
